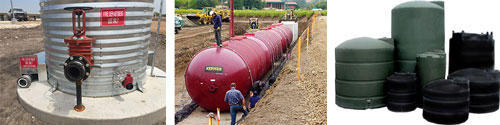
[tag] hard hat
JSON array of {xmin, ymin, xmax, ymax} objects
[{"xmin": 210, "ymin": 11, "xmax": 215, "ymax": 15}]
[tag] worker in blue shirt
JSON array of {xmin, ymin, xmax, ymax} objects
[
  {"xmin": 249, "ymin": 81, "xmax": 265, "ymax": 108},
  {"xmin": 211, "ymin": 11, "xmax": 222, "ymax": 47},
  {"xmin": 224, "ymin": 83, "xmax": 248, "ymax": 125}
]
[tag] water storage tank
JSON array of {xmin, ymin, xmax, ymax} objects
[
  {"xmin": 41, "ymin": 0, "xmax": 154, "ymax": 97},
  {"xmin": 336, "ymin": 37, "xmax": 394, "ymax": 109},
  {"xmin": 423, "ymin": 79, "xmax": 469, "ymax": 124},
  {"xmin": 392, "ymin": 1, "xmax": 445, "ymax": 72},
  {"xmin": 385, "ymin": 72, "xmax": 418, "ymax": 112},
  {"xmin": 448, "ymin": 68, "xmax": 500, "ymax": 113},
  {"xmin": 449, "ymin": 31, "xmax": 494, "ymax": 73},
  {"xmin": 185, "ymin": 24, "xmax": 293, "ymax": 111}
]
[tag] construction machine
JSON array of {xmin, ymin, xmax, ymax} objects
[
  {"xmin": 279, "ymin": 9, "xmax": 297, "ymax": 23},
  {"xmin": 185, "ymin": 7, "xmax": 230, "ymax": 25},
  {"xmin": 246, "ymin": 18, "xmax": 260, "ymax": 33}
]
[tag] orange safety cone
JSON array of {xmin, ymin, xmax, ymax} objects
[{"xmin": 217, "ymin": 108, "xmax": 221, "ymax": 125}]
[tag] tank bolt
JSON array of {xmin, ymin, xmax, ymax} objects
[{"xmin": 79, "ymin": 57, "xmax": 82, "ymax": 60}]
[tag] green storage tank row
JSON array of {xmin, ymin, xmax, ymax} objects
[
  {"xmin": 336, "ymin": 1, "xmax": 446, "ymax": 110},
  {"xmin": 335, "ymin": 37, "xmax": 394, "ymax": 109},
  {"xmin": 392, "ymin": 1, "xmax": 445, "ymax": 72}
]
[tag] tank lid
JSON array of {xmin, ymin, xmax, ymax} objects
[
  {"xmin": 393, "ymin": 1, "xmax": 443, "ymax": 10},
  {"xmin": 336, "ymin": 37, "xmax": 393, "ymax": 50}
]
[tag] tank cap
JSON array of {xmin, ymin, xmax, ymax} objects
[{"xmin": 245, "ymin": 33, "xmax": 255, "ymax": 36}]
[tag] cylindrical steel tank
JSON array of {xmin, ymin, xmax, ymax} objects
[
  {"xmin": 392, "ymin": 1, "xmax": 445, "ymax": 72},
  {"xmin": 185, "ymin": 24, "xmax": 293, "ymax": 111},
  {"xmin": 41, "ymin": 0, "xmax": 154, "ymax": 97},
  {"xmin": 336, "ymin": 37, "xmax": 394, "ymax": 109}
]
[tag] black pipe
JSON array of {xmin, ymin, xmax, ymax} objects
[{"xmin": 74, "ymin": 80, "xmax": 85, "ymax": 111}]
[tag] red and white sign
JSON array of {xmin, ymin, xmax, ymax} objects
[
  {"xmin": 19, "ymin": 56, "xmax": 38, "ymax": 69},
  {"xmin": 101, "ymin": 8, "xmax": 126, "ymax": 26}
]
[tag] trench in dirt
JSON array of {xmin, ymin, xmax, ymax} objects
[{"xmin": 174, "ymin": 17, "xmax": 314, "ymax": 124}]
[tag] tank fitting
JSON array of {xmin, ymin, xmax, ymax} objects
[
  {"xmin": 17, "ymin": 74, "xmax": 32, "ymax": 88},
  {"xmin": 122, "ymin": 73, "xmax": 134, "ymax": 90},
  {"xmin": 62, "ymin": 6, "xmax": 94, "ymax": 112}
]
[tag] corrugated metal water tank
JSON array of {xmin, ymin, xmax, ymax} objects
[
  {"xmin": 392, "ymin": 1, "xmax": 445, "ymax": 72},
  {"xmin": 41, "ymin": 0, "xmax": 154, "ymax": 97},
  {"xmin": 336, "ymin": 37, "xmax": 394, "ymax": 109}
]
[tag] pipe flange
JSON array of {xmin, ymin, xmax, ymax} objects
[{"xmin": 63, "ymin": 55, "xmax": 91, "ymax": 82}]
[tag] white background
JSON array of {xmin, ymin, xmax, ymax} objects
[
  {"xmin": 328, "ymin": 0, "xmax": 500, "ymax": 125},
  {"xmin": 165, "ymin": 0, "xmax": 500, "ymax": 124}
]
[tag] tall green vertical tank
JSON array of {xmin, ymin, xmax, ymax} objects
[
  {"xmin": 336, "ymin": 37, "xmax": 394, "ymax": 109},
  {"xmin": 392, "ymin": 1, "xmax": 445, "ymax": 72}
]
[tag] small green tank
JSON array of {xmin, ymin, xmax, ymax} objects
[
  {"xmin": 417, "ymin": 50, "xmax": 446, "ymax": 88},
  {"xmin": 336, "ymin": 37, "xmax": 394, "ymax": 109},
  {"xmin": 392, "ymin": 1, "xmax": 445, "ymax": 72}
]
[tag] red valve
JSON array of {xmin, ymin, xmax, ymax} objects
[
  {"xmin": 123, "ymin": 73, "xmax": 134, "ymax": 90},
  {"xmin": 64, "ymin": 8, "xmax": 95, "ymax": 67}
]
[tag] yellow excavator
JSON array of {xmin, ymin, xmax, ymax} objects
[
  {"xmin": 279, "ymin": 9, "xmax": 298, "ymax": 23},
  {"xmin": 186, "ymin": 7, "xmax": 230, "ymax": 25},
  {"xmin": 246, "ymin": 18, "xmax": 260, "ymax": 33}
]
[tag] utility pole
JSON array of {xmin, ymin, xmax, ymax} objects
[{"xmin": 10, "ymin": 0, "xmax": 17, "ymax": 24}]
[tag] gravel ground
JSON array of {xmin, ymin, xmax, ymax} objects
[{"xmin": 0, "ymin": 21, "xmax": 166, "ymax": 124}]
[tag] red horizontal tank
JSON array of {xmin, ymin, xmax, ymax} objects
[{"xmin": 185, "ymin": 23, "xmax": 293, "ymax": 111}]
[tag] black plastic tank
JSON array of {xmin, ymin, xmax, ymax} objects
[
  {"xmin": 385, "ymin": 72, "xmax": 418, "ymax": 112},
  {"xmin": 448, "ymin": 68, "xmax": 499, "ymax": 113},
  {"xmin": 449, "ymin": 31, "xmax": 494, "ymax": 73},
  {"xmin": 422, "ymin": 79, "xmax": 469, "ymax": 124}
]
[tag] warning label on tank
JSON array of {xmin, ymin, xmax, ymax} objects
[
  {"xmin": 101, "ymin": 8, "xmax": 126, "ymax": 26},
  {"xmin": 205, "ymin": 66, "xmax": 223, "ymax": 73},
  {"xmin": 19, "ymin": 56, "xmax": 37, "ymax": 69}
]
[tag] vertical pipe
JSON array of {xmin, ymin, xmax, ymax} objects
[
  {"xmin": 297, "ymin": 37, "xmax": 301, "ymax": 81},
  {"xmin": 151, "ymin": 0, "xmax": 164, "ymax": 76},
  {"xmin": 74, "ymin": 80, "xmax": 85, "ymax": 111},
  {"xmin": 10, "ymin": 0, "xmax": 17, "ymax": 23},
  {"xmin": 76, "ymin": 83, "xmax": 82, "ymax": 107},
  {"xmin": 230, "ymin": 0, "xmax": 234, "ymax": 37}
]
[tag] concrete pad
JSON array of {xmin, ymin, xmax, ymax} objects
[{"xmin": 17, "ymin": 66, "xmax": 166, "ymax": 125}]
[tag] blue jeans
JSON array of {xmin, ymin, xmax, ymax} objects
[{"xmin": 230, "ymin": 105, "xmax": 248, "ymax": 125}]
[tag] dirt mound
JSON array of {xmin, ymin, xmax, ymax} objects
[{"xmin": 240, "ymin": 16, "xmax": 327, "ymax": 125}]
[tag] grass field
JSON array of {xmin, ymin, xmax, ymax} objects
[{"xmin": 175, "ymin": 9, "xmax": 319, "ymax": 18}]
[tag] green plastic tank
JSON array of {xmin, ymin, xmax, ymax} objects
[
  {"xmin": 336, "ymin": 37, "xmax": 394, "ymax": 109},
  {"xmin": 392, "ymin": 1, "xmax": 445, "ymax": 72},
  {"xmin": 417, "ymin": 50, "xmax": 446, "ymax": 89}
]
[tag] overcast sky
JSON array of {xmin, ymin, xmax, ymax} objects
[{"xmin": 0, "ymin": 0, "xmax": 166, "ymax": 14}]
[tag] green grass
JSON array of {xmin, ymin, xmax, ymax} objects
[
  {"xmin": 320, "ymin": 11, "xmax": 327, "ymax": 16},
  {"xmin": 175, "ymin": 9, "xmax": 315, "ymax": 18}
]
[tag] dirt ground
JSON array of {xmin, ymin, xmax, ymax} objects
[
  {"xmin": 241, "ymin": 16, "xmax": 327, "ymax": 125},
  {"xmin": 0, "ymin": 22, "xmax": 166, "ymax": 124}
]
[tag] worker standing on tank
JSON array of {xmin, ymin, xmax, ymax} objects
[
  {"xmin": 211, "ymin": 11, "xmax": 222, "ymax": 47},
  {"xmin": 224, "ymin": 83, "xmax": 248, "ymax": 125}
]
